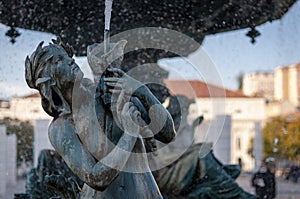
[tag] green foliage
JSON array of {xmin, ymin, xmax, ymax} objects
[
  {"xmin": 0, "ymin": 117, "xmax": 34, "ymax": 164},
  {"xmin": 263, "ymin": 116, "xmax": 300, "ymax": 161},
  {"xmin": 236, "ymin": 72, "xmax": 244, "ymax": 90}
]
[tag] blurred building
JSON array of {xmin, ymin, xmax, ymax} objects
[
  {"xmin": 0, "ymin": 125, "xmax": 17, "ymax": 197},
  {"xmin": 265, "ymin": 100, "xmax": 295, "ymax": 118},
  {"xmin": 242, "ymin": 62, "xmax": 300, "ymax": 118},
  {"xmin": 274, "ymin": 62, "xmax": 300, "ymax": 107},
  {"xmin": 0, "ymin": 93, "xmax": 52, "ymax": 172},
  {"xmin": 0, "ymin": 93, "xmax": 51, "ymax": 121},
  {"xmin": 165, "ymin": 80, "xmax": 265, "ymax": 171},
  {"xmin": 243, "ymin": 71, "xmax": 274, "ymax": 100}
]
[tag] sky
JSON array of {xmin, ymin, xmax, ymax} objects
[
  {"xmin": 201, "ymin": 0, "xmax": 300, "ymax": 89},
  {"xmin": 160, "ymin": 0, "xmax": 300, "ymax": 90},
  {"xmin": 0, "ymin": 1, "xmax": 299, "ymax": 99},
  {"xmin": 0, "ymin": 25, "xmax": 92, "ymax": 99}
]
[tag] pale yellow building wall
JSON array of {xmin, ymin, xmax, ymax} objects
[
  {"xmin": 292, "ymin": 65, "xmax": 300, "ymax": 106},
  {"xmin": 282, "ymin": 68, "xmax": 290, "ymax": 101},
  {"xmin": 274, "ymin": 66, "xmax": 289, "ymax": 101},
  {"xmin": 0, "ymin": 97, "xmax": 51, "ymax": 121},
  {"xmin": 243, "ymin": 74, "xmax": 259, "ymax": 96},
  {"xmin": 243, "ymin": 72, "xmax": 274, "ymax": 99},
  {"xmin": 274, "ymin": 63, "xmax": 300, "ymax": 107},
  {"xmin": 265, "ymin": 100, "xmax": 295, "ymax": 118},
  {"xmin": 274, "ymin": 67, "xmax": 283, "ymax": 101},
  {"xmin": 288, "ymin": 66, "xmax": 299, "ymax": 106}
]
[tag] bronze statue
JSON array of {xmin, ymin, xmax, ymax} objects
[
  {"xmin": 23, "ymin": 38, "xmax": 256, "ymax": 199},
  {"xmin": 25, "ymin": 38, "xmax": 176, "ymax": 198}
]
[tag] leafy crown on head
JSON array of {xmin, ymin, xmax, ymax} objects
[{"xmin": 25, "ymin": 37, "xmax": 74, "ymax": 89}]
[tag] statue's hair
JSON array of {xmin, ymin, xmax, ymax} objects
[
  {"xmin": 25, "ymin": 37, "xmax": 74, "ymax": 89},
  {"xmin": 25, "ymin": 37, "xmax": 73, "ymax": 117}
]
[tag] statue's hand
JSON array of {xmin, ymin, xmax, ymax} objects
[
  {"xmin": 104, "ymin": 68, "xmax": 145, "ymax": 97},
  {"xmin": 120, "ymin": 102, "xmax": 143, "ymax": 137}
]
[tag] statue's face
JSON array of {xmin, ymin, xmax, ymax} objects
[{"xmin": 51, "ymin": 47, "xmax": 84, "ymax": 88}]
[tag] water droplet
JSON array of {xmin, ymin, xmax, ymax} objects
[{"xmin": 282, "ymin": 127, "xmax": 288, "ymax": 134}]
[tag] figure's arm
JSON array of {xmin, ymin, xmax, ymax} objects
[
  {"xmin": 136, "ymin": 89, "xmax": 176, "ymax": 144},
  {"xmin": 104, "ymin": 68, "xmax": 176, "ymax": 143},
  {"xmin": 48, "ymin": 102, "xmax": 141, "ymax": 191},
  {"xmin": 251, "ymin": 173, "xmax": 257, "ymax": 187}
]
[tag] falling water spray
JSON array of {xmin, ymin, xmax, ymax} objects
[{"xmin": 104, "ymin": 0, "xmax": 113, "ymax": 53}]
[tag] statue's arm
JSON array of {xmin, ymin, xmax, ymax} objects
[
  {"xmin": 104, "ymin": 68, "xmax": 176, "ymax": 143},
  {"xmin": 134, "ymin": 86, "xmax": 176, "ymax": 143},
  {"xmin": 48, "ymin": 116, "xmax": 137, "ymax": 191}
]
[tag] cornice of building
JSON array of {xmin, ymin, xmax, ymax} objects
[
  {"xmin": 275, "ymin": 62, "xmax": 300, "ymax": 71},
  {"xmin": 164, "ymin": 79, "xmax": 250, "ymax": 99}
]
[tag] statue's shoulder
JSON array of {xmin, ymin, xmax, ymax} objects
[
  {"xmin": 48, "ymin": 116, "xmax": 76, "ymax": 150},
  {"xmin": 80, "ymin": 78, "xmax": 96, "ymax": 96},
  {"xmin": 72, "ymin": 78, "xmax": 96, "ymax": 105},
  {"xmin": 49, "ymin": 117, "xmax": 74, "ymax": 137}
]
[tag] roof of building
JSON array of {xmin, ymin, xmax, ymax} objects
[
  {"xmin": 164, "ymin": 80, "xmax": 248, "ymax": 99},
  {"xmin": 0, "ymin": 100, "xmax": 10, "ymax": 108},
  {"xmin": 244, "ymin": 71, "xmax": 274, "ymax": 77},
  {"xmin": 22, "ymin": 92, "xmax": 40, "ymax": 98}
]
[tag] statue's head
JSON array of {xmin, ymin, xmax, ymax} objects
[{"xmin": 25, "ymin": 38, "xmax": 83, "ymax": 118}]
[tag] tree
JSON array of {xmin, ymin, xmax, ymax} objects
[
  {"xmin": 236, "ymin": 72, "xmax": 244, "ymax": 90},
  {"xmin": 0, "ymin": 117, "xmax": 34, "ymax": 165},
  {"xmin": 263, "ymin": 116, "xmax": 300, "ymax": 161}
]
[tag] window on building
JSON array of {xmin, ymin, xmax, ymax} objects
[
  {"xmin": 235, "ymin": 109, "xmax": 242, "ymax": 113},
  {"xmin": 237, "ymin": 138, "xmax": 241, "ymax": 150},
  {"xmin": 238, "ymin": 157, "xmax": 243, "ymax": 168}
]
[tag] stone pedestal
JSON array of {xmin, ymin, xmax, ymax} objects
[
  {"xmin": 0, "ymin": 125, "xmax": 6, "ymax": 196},
  {"xmin": 6, "ymin": 134, "xmax": 17, "ymax": 185},
  {"xmin": 34, "ymin": 119, "xmax": 53, "ymax": 167},
  {"xmin": 0, "ymin": 125, "xmax": 17, "ymax": 197},
  {"xmin": 253, "ymin": 122, "xmax": 263, "ymax": 170}
]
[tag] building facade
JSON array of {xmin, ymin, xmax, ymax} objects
[
  {"xmin": 243, "ymin": 62, "xmax": 300, "ymax": 118},
  {"xmin": 242, "ymin": 71, "xmax": 274, "ymax": 100},
  {"xmin": 0, "ymin": 93, "xmax": 51, "ymax": 122},
  {"xmin": 165, "ymin": 80, "xmax": 265, "ymax": 171},
  {"xmin": 274, "ymin": 62, "xmax": 300, "ymax": 107}
]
